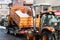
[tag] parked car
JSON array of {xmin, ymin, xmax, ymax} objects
[{"xmin": 0, "ymin": 15, "xmax": 8, "ymax": 27}]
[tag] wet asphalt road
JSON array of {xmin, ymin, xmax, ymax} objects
[
  {"xmin": 0, "ymin": 28, "xmax": 26, "ymax": 40},
  {"xmin": 0, "ymin": 26, "xmax": 60, "ymax": 40}
]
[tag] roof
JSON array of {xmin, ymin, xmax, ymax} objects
[{"xmin": 32, "ymin": 3, "xmax": 51, "ymax": 7}]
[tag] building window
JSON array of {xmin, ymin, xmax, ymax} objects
[{"xmin": 52, "ymin": 6, "xmax": 60, "ymax": 10}]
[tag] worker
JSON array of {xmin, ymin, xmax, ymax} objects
[{"xmin": 27, "ymin": 9, "xmax": 32, "ymax": 16}]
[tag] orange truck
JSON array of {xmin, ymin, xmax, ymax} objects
[
  {"xmin": 7, "ymin": 6, "xmax": 41, "ymax": 40},
  {"xmin": 7, "ymin": 0, "xmax": 56, "ymax": 40},
  {"xmin": 7, "ymin": 0, "xmax": 40, "ymax": 40}
]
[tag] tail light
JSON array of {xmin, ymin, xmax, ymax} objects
[
  {"xmin": 28, "ymin": 30, "xmax": 32, "ymax": 33},
  {"xmin": 20, "ymin": 30, "xmax": 25, "ymax": 34}
]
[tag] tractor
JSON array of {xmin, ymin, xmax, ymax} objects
[{"xmin": 30, "ymin": 3, "xmax": 57, "ymax": 40}]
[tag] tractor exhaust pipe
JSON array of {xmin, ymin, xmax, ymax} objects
[{"xmin": 31, "ymin": 7, "xmax": 36, "ymax": 31}]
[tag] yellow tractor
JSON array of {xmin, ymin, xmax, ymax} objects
[{"xmin": 30, "ymin": 3, "xmax": 57, "ymax": 40}]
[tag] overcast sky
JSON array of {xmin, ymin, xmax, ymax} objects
[{"xmin": 0, "ymin": 0, "xmax": 60, "ymax": 6}]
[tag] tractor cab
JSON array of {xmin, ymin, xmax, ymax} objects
[{"xmin": 31, "ymin": 3, "xmax": 56, "ymax": 30}]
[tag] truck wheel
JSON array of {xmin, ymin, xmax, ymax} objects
[
  {"xmin": 9, "ymin": 30, "xmax": 14, "ymax": 35},
  {"xmin": 41, "ymin": 32, "xmax": 55, "ymax": 40},
  {"xmin": 7, "ymin": 28, "xmax": 14, "ymax": 35},
  {"xmin": 14, "ymin": 31, "xmax": 17, "ymax": 36},
  {"xmin": 7, "ymin": 29, "xmax": 10, "ymax": 34}
]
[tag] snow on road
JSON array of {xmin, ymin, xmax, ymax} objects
[{"xmin": 0, "ymin": 26, "xmax": 6, "ymax": 29}]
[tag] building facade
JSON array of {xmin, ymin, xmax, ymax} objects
[
  {"xmin": 0, "ymin": 0, "xmax": 12, "ymax": 20},
  {"xmin": 0, "ymin": 0, "xmax": 12, "ymax": 15},
  {"xmin": 38, "ymin": 0, "xmax": 60, "ymax": 10}
]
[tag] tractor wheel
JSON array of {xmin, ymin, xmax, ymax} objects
[{"xmin": 41, "ymin": 31, "xmax": 56, "ymax": 40}]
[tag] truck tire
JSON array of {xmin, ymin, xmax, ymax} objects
[
  {"xmin": 13, "ymin": 31, "xmax": 17, "ymax": 36},
  {"xmin": 41, "ymin": 31, "xmax": 56, "ymax": 40},
  {"xmin": 7, "ymin": 28, "xmax": 14, "ymax": 35},
  {"xmin": 7, "ymin": 29, "xmax": 10, "ymax": 34},
  {"xmin": 9, "ymin": 30, "xmax": 14, "ymax": 34}
]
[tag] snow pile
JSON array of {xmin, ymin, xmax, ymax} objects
[
  {"xmin": 0, "ymin": 26, "xmax": 6, "ymax": 29},
  {"xmin": 15, "ymin": 10, "xmax": 29, "ymax": 17}
]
